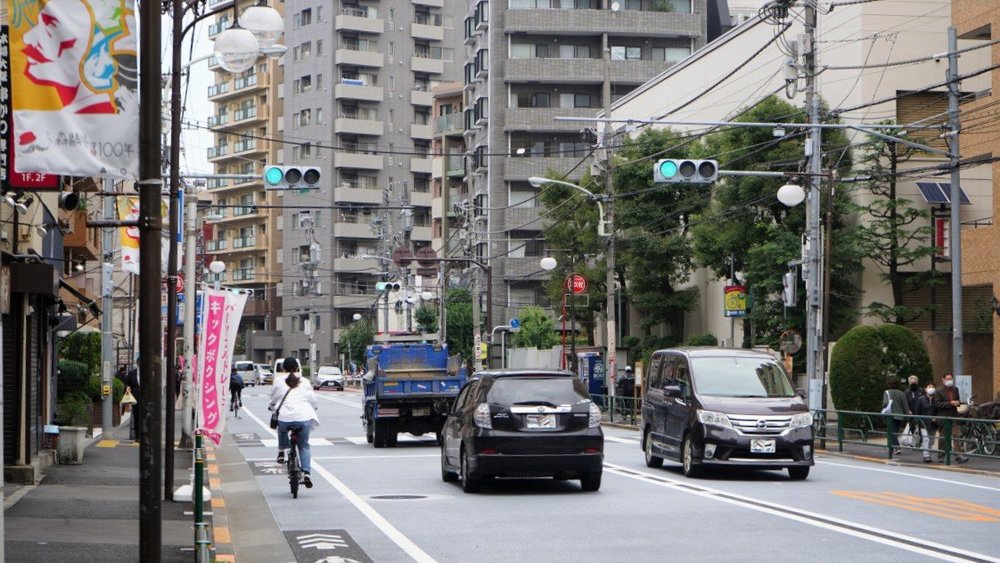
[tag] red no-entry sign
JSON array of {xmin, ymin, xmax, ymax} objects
[{"xmin": 565, "ymin": 273, "xmax": 587, "ymax": 294}]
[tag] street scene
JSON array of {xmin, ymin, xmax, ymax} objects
[{"xmin": 3, "ymin": 0, "xmax": 1000, "ymax": 561}]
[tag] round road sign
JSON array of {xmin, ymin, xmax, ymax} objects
[
  {"xmin": 565, "ymin": 274, "xmax": 587, "ymax": 294},
  {"xmin": 779, "ymin": 330, "xmax": 802, "ymax": 354}
]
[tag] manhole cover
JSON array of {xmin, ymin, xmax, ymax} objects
[{"xmin": 369, "ymin": 494, "xmax": 427, "ymax": 500}]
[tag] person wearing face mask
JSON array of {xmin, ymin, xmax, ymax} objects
[
  {"xmin": 912, "ymin": 384, "xmax": 937, "ymax": 463},
  {"xmin": 904, "ymin": 375, "xmax": 922, "ymax": 414},
  {"xmin": 931, "ymin": 374, "xmax": 968, "ymax": 463}
]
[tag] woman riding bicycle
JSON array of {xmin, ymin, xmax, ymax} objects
[{"xmin": 268, "ymin": 357, "xmax": 319, "ymax": 488}]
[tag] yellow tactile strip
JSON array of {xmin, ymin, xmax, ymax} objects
[{"xmin": 205, "ymin": 443, "xmax": 236, "ymax": 562}]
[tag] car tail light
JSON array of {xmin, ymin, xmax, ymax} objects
[
  {"xmin": 584, "ymin": 448, "xmax": 600, "ymax": 454},
  {"xmin": 480, "ymin": 448, "xmax": 497, "ymax": 455},
  {"xmin": 588, "ymin": 403, "xmax": 601, "ymax": 428},
  {"xmin": 474, "ymin": 403, "xmax": 492, "ymax": 429}
]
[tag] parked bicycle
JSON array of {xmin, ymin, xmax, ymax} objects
[{"xmin": 960, "ymin": 397, "xmax": 999, "ymax": 457}]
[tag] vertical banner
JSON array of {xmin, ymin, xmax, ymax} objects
[
  {"xmin": 196, "ymin": 289, "xmax": 247, "ymax": 445},
  {"xmin": 6, "ymin": 0, "xmax": 138, "ymax": 178},
  {"xmin": 116, "ymin": 196, "xmax": 172, "ymax": 274},
  {"xmin": 723, "ymin": 285, "xmax": 748, "ymax": 318}
]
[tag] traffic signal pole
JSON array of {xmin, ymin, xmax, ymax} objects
[{"xmin": 803, "ymin": 2, "xmax": 825, "ymax": 412}]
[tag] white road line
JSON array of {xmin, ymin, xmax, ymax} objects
[
  {"xmin": 316, "ymin": 393, "xmax": 363, "ymax": 409},
  {"xmin": 816, "ymin": 459, "xmax": 1000, "ymax": 493},
  {"xmin": 604, "ymin": 436, "xmax": 640, "ymax": 444},
  {"xmin": 603, "ymin": 462, "xmax": 999, "ymax": 563},
  {"xmin": 240, "ymin": 407, "xmax": 437, "ymax": 563},
  {"xmin": 244, "ymin": 454, "xmax": 437, "ymax": 462},
  {"xmin": 344, "ymin": 434, "xmax": 437, "ymax": 446}
]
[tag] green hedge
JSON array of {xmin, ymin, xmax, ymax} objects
[
  {"xmin": 57, "ymin": 360, "xmax": 91, "ymax": 401},
  {"xmin": 829, "ymin": 324, "xmax": 931, "ymax": 414},
  {"xmin": 686, "ymin": 333, "xmax": 719, "ymax": 346}
]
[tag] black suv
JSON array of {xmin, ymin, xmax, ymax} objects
[{"xmin": 439, "ymin": 370, "xmax": 604, "ymax": 493}]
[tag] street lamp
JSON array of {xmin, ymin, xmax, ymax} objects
[
  {"xmin": 241, "ymin": 0, "xmax": 285, "ymax": 48},
  {"xmin": 209, "ymin": 260, "xmax": 226, "ymax": 290},
  {"xmin": 528, "ymin": 176, "xmax": 609, "ymax": 236},
  {"xmin": 539, "ymin": 256, "xmax": 557, "ymax": 272},
  {"xmin": 777, "ymin": 181, "xmax": 806, "ymax": 207}
]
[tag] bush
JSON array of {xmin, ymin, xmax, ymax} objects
[
  {"xmin": 57, "ymin": 360, "xmax": 91, "ymax": 400},
  {"xmin": 85, "ymin": 375, "xmax": 125, "ymax": 403},
  {"xmin": 829, "ymin": 324, "xmax": 932, "ymax": 414},
  {"xmin": 686, "ymin": 333, "xmax": 719, "ymax": 346},
  {"xmin": 55, "ymin": 391, "xmax": 92, "ymax": 427}
]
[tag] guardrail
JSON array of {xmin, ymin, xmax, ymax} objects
[
  {"xmin": 812, "ymin": 408, "xmax": 999, "ymax": 466},
  {"xmin": 590, "ymin": 394, "xmax": 640, "ymax": 426}
]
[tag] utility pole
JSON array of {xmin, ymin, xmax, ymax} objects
[
  {"xmin": 181, "ymin": 183, "xmax": 197, "ymax": 450},
  {"xmin": 303, "ymin": 214, "xmax": 320, "ymax": 376},
  {"xmin": 100, "ymin": 177, "xmax": 115, "ymax": 437},
  {"xmin": 138, "ymin": 0, "xmax": 164, "ymax": 555},
  {"xmin": 947, "ymin": 27, "xmax": 964, "ymax": 377},
  {"xmin": 803, "ymin": 1, "xmax": 824, "ymax": 412},
  {"xmin": 602, "ymin": 45, "xmax": 617, "ymax": 395}
]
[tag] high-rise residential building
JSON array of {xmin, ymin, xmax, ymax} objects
[
  {"xmin": 462, "ymin": 0, "xmax": 712, "ymax": 326},
  {"xmin": 279, "ymin": 0, "xmax": 463, "ymax": 370},
  {"xmin": 205, "ymin": 0, "xmax": 286, "ymax": 365}
]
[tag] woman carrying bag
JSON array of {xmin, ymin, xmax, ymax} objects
[
  {"xmin": 268, "ymin": 357, "xmax": 319, "ymax": 488},
  {"xmin": 881, "ymin": 377, "xmax": 911, "ymax": 455}
]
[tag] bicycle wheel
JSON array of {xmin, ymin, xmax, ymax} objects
[
  {"xmin": 288, "ymin": 445, "xmax": 299, "ymax": 498},
  {"xmin": 982, "ymin": 424, "xmax": 998, "ymax": 456}
]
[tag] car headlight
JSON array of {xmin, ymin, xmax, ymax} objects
[
  {"xmin": 790, "ymin": 412, "xmax": 813, "ymax": 429},
  {"xmin": 474, "ymin": 403, "xmax": 492, "ymax": 429},
  {"xmin": 588, "ymin": 403, "xmax": 601, "ymax": 428},
  {"xmin": 696, "ymin": 409, "xmax": 733, "ymax": 429}
]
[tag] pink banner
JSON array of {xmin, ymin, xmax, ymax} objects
[{"xmin": 196, "ymin": 289, "xmax": 247, "ymax": 445}]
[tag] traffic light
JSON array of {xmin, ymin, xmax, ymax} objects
[
  {"xmin": 376, "ymin": 282, "xmax": 401, "ymax": 292},
  {"xmin": 263, "ymin": 165, "xmax": 322, "ymax": 190},
  {"xmin": 782, "ymin": 271, "xmax": 797, "ymax": 307},
  {"xmin": 653, "ymin": 159, "xmax": 718, "ymax": 184}
]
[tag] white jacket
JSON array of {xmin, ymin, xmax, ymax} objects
[{"xmin": 268, "ymin": 375, "xmax": 319, "ymax": 426}]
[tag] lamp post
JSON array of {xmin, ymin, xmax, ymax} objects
[{"xmin": 164, "ymin": 0, "xmax": 282, "ymax": 502}]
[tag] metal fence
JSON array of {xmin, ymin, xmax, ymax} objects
[{"xmin": 590, "ymin": 394, "xmax": 641, "ymax": 426}]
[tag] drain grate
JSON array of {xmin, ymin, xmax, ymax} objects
[{"xmin": 370, "ymin": 494, "xmax": 428, "ymax": 500}]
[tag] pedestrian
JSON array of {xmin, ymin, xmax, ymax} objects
[
  {"xmin": 269, "ymin": 357, "xmax": 319, "ymax": 488},
  {"xmin": 904, "ymin": 375, "xmax": 922, "ymax": 414},
  {"xmin": 912, "ymin": 382, "xmax": 937, "ymax": 463},
  {"xmin": 125, "ymin": 363, "xmax": 140, "ymax": 442},
  {"xmin": 616, "ymin": 366, "xmax": 636, "ymax": 397},
  {"xmin": 229, "ymin": 367, "xmax": 245, "ymax": 412},
  {"xmin": 931, "ymin": 374, "xmax": 968, "ymax": 463},
  {"xmin": 881, "ymin": 377, "xmax": 910, "ymax": 454}
]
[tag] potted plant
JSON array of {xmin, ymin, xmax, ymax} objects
[{"xmin": 55, "ymin": 360, "xmax": 93, "ymax": 464}]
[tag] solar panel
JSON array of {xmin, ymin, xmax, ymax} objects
[{"xmin": 916, "ymin": 182, "xmax": 971, "ymax": 205}]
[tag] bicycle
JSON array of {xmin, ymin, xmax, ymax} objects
[
  {"xmin": 286, "ymin": 422, "xmax": 306, "ymax": 498},
  {"xmin": 962, "ymin": 397, "xmax": 998, "ymax": 457}
]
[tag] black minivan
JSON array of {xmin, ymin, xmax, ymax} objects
[{"xmin": 641, "ymin": 348, "xmax": 814, "ymax": 480}]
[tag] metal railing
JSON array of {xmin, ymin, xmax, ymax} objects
[
  {"xmin": 341, "ymin": 6, "xmax": 378, "ymax": 18},
  {"xmin": 590, "ymin": 393, "xmax": 641, "ymax": 426}
]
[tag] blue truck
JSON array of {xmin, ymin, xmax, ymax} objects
[{"xmin": 362, "ymin": 337, "xmax": 467, "ymax": 448}]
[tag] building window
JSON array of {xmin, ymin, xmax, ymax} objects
[
  {"xmin": 611, "ymin": 46, "xmax": 642, "ymax": 60},
  {"xmin": 316, "ymin": 40, "xmax": 323, "ymax": 55},
  {"xmin": 652, "ymin": 46, "xmax": 692, "ymax": 63}
]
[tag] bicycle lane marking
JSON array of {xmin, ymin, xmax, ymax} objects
[
  {"xmin": 603, "ymin": 462, "xmax": 1000, "ymax": 563},
  {"xmin": 241, "ymin": 405, "xmax": 438, "ymax": 563}
]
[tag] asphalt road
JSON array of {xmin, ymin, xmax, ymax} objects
[{"xmin": 227, "ymin": 385, "xmax": 1000, "ymax": 563}]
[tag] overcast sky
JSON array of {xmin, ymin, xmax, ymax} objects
[{"xmin": 164, "ymin": 13, "xmax": 215, "ymax": 178}]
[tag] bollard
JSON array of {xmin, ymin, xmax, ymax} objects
[
  {"xmin": 943, "ymin": 419, "xmax": 952, "ymax": 465},
  {"xmin": 886, "ymin": 416, "xmax": 895, "ymax": 460},
  {"xmin": 837, "ymin": 416, "xmax": 844, "ymax": 452}
]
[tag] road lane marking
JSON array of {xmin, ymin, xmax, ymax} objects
[
  {"xmin": 241, "ymin": 406, "xmax": 437, "ymax": 563},
  {"xmin": 604, "ymin": 436, "xmax": 640, "ymax": 444},
  {"xmin": 316, "ymin": 394, "xmax": 363, "ymax": 409},
  {"xmin": 603, "ymin": 462, "xmax": 1000, "ymax": 563},
  {"xmin": 832, "ymin": 491, "xmax": 999, "ymax": 522},
  {"xmin": 817, "ymin": 459, "xmax": 1000, "ymax": 493},
  {"xmin": 344, "ymin": 434, "xmax": 436, "ymax": 446},
  {"xmin": 244, "ymin": 454, "xmax": 438, "ymax": 462}
]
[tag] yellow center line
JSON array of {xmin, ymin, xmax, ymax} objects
[{"xmin": 832, "ymin": 491, "xmax": 999, "ymax": 522}]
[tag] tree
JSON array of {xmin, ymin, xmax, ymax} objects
[
  {"xmin": 852, "ymin": 128, "xmax": 940, "ymax": 324},
  {"xmin": 613, "ymin": 127, "xmax": 709, "ymax": 338},
  {"xmin": 338, "ymin": 318, "xmax": 376, "ymax": 370},
  {"xmin": 57, "ymin": 332, "xmax": 101, "ymax": 375},
  {"xmin": 415, "ymin": 305, "xmax": 438, "ymax": 334},
  {"xmin": 510, "ymin": 306, "xmax": 559, "ymax": 349},
  {"xmin": 445, "ymin": 288, "xmax": 476, "ymax": 364},
  {"xmin": 829, "ymin": 324, "xmax": 931, "ymax": 413},
  {"xmin": 691, "ymin": 95, "xmax": 862, "ymax": 349}
]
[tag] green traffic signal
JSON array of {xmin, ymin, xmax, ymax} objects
[
  {"xmin": 264, "ymin": 166, "xmax": 283, "ymax": 186},
  {"xmin": 659, "ymin": 160, "xmax": 678, "ymax": 179}
]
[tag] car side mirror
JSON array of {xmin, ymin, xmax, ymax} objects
[
  {"xmin": 663, "ymin": 385, "xmax": 683, "ymax": 398},
  {"xmin": 795, "ymin": 388, "xmax": 806, "ymax": 399}
]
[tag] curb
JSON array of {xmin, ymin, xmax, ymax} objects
[
  {"xmin": 816, "ymin": 449, "xmax": 1000, "ymax": 478},
  {"xmin": 205, "ymin": 444, "xmax": 236, "ymax": 561}
]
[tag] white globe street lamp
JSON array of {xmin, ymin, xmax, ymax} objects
[
  {"xmin": 213, "ymin": 25, "xmax": 259, "ymax": 73},
  {"xmin": 539, "ymin": 256, "xmax": 557, "ymax": 271},
  {"xmin": 352, "ymin": 313, "xmax": 362, "ymax": 321},
  {"xmin": 777, "ymin": 182, "xmax": 806, "ymax": 207},
  {"xmin": 242, "ymin": 1, "xmax": 284, "ymax": 48},
  {"xmin": 208, "ymin": 260, "xmax": 226, "ymax": 275}
]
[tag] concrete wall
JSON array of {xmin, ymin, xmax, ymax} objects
[{"xmin": 923, "ymin": 332, "xmax": 995, "ymax": 402}]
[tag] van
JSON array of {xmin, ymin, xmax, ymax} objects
[
  {"xmin": 640, "ymin": 348, "xmax": 814, "ymax": 480},
  {"xmin": 274, "ymin": 358, "xmax": 302, "ymax": 379},
  {"xmin": 233, "ymin": 361, "xmax": 258, "ymax": 386}
]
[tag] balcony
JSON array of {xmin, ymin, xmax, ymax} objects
[
  {"xmin": 233, "ymin": 74, "xmax": 262, "ymax": 93},
  {"xmin": 505, "ymin": 157, "xmax": 582, "ymax": 180},
  {"xmin": 232, "ymin": 105, "xmax": 265, "ymax": 124},
  {"xmin": 411, "ymin": 191, "xmax": 433, "ymax": 207},
  {"xmin": 207, "ymin": 114, "xmax": 229, "ymax": 128},
  {"xmin": 503, "ymin": 256, "xmax": 550, "ymax": 281},
  {"xmin": 435, "ymin": 112, "xmax": 463, "ymax": 134},
  {"xmin": 333, "ymin": 221, "xmax": 379, "ymax": 239},
  {"xmin": 231, "ymin": 268, "xmax": 257, "ymax": 282},
  {"xmin": 207, "ymin": 145, "xmax": 229, "ymax": 160},
  {"xmin": 335, "ymin": 110, "xmax": 384, "ymax": 136},
  {"xmin": 233, "ymin": 137, "xmax": 263, "ymax": 155},
  {"xmin": 411, "ymin": 89, "xmax": 433, "ymax": 106},
  {"xmin": 411, "ymin": 22, "xmax": 444, "ymax": 42},
  {"xmin": 504, "ymin": 206, "xmax": 544, "ymax": 230},
  {"xmin": 410, "ymin": 123, "xmax": 433, "ymax": 140},
  {"xmin": 335, "ymin": 151, "xmax": 384, "ymax": 170},
  {"xmin": 231, "ymin": 236, "xmax": 258, "ymax": 250},
  {"xmin": 335, "ymin": 7, "xmax": 385, "ymax": 34},
  {"xmin": 62, "ymin": 210, "xmax": 99, "ymax": 260},
  {"xmin": 504, "ymin": 8, "xmax": 701, "ymax": 38},
  {"xmin": 247, "ymin": 329, "xmax": 283, "ymax": 351},
  {"xmin": 505, "ymin": 107, "xmax": 597, "ymax": 132},
  {"xmin": 446, "ymin": 155, "xmax": 465, "ymax": 177},
  {"xmin": 411, "ymin": 226, "xmax": 432, "ymax": 241},
  {"xmin": 411, "ymin": 157, "xmax": 433, "ymax": 174},
  {"xmin": 411, "ymin": 48, "xmax": 452, "ymax": 74},
  {"xmin": 206, "ymin": 240, "xmax": 228, "ymax": 251},
  {"xmin": 333, "ymin": 257, "xmax": 381, "ymax": 273},
  {"xmin": 335, "ymin": 82, "xmax": 384, "ymax": 102},
  {"xmin": 336, "ymin": 42, "xmax": 384, "ymax": 68},
  {"xmin": 334, "ymin": 294, "xmax": 375, "ymax": 309},
  {"xmin": 413, "ymin": 0, "xmax": 444, "ymax": 7},
  {"xmin": 335, "ymin": 184, "xmax": 384, "ymax": 204},
  {"xmin": 207, "ymin": 81, "xmax": 230, "ymax": 99}
]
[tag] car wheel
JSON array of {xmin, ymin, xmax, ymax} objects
[
  {"xmin": 580, "ymin": 471, "xmax": 601, "ymax": 492},
  {"xmin": 461, "ymin": 447, "xmax": 482, "ymax": 493},
  {"xmin": 788, "ymin": 466, "xmax": 810, "ymax": 480},
  {"xmin": 682, "ymin": 434, "xmax": 702, "ymax": 478},
  {"xmin": 644, "ymin": 429, "xmax": 663, "ymax": 468},
  {"xmin": 441, "ymin": 446, "xmax": 459, "ymax": 483},
  {"xmin": 366, "ymin": 420, "xmax": 374, "ymax": 444},
  {"xmin": 373, "ymin": 419, "xmax": 387, "ymax": 448}
]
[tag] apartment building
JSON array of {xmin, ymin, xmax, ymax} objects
[
  {"xmin": 279, "ymin": 0, "xmax": 463, "ymax": 367},
  {"xmin": 205, "ymin": 0, "xmax": 286, "ymax": 364},
  {"xmin": 461, "ymin": 0, "xmax": 711, "ymax": 326}
]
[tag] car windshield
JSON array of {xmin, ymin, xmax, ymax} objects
[
  {"xmin": 487, "ymin": 377, "xmax": 587, "ymax": 406},
  {"xmin": 690, "ymin": 357, "xmax": 796, "ymax": 398},
  {"xmin": 318, "ymin": 368, "xmax": 340, "ymax": 375}
]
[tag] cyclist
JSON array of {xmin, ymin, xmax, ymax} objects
[
  {"xmin": 269, "ymin": 357, "xmax": 319, "ymax": 488},
  {"xmin": 229, "ymin": 367, "xmax": 245, "ymax": 412}
]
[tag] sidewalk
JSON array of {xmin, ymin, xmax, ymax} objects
[{"xmin": 4, "ymin": 412, "xmax": 197, "ymax": 561}]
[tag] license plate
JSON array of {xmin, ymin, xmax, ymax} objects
[
  {"xmin": 526, "ymin": 414, "xmax": 556, "ymax": 429},
  {"xmin": 750, "ymin": 439, "xmax": 776, "ymax": 453},
  {"xmin": 412, "ymin": 407, "xmax": 430, "ymax": 417}
]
